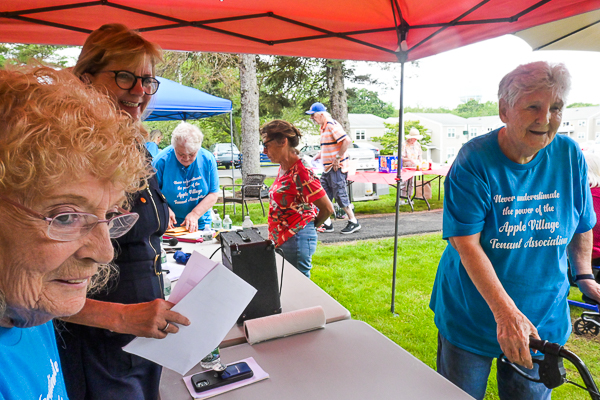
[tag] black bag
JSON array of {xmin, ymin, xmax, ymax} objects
[{"xmin": 220, "ymin": 228, "xmax": 282, "ymax": 323}]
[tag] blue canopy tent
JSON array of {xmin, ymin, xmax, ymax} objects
[{"xmin": 145, "ymin": 76, "xmax": 232, "ymax": 121}]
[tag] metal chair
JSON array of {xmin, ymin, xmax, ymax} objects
[{"xmin": 222, "ymin": 173, "xmax": 266, "ymax": 218}]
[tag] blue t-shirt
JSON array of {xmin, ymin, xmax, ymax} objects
[
  {"xmin": 153, "ymin": 146, "xmax": 219, "ymax": 228},
  {"xmin": 430, "ymin": 128, "xmax": 596, "ymax": 357},
  {"xmin": 145, "ymin": 142, "xmax": 160, "ymax": 158},
  {"xmin": 0, "ymin": 321, "xmax": 69, "ymax": 400}
]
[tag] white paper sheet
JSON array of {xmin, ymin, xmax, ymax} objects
[
  {"xmin": 168, "ymin": 251, "xmax": 219, "ymax": 305},
  {"xmin": 123, "ymin": 252, "xmax": 257, "ymax": 375},
  {"xmin": 163, "ymin": 261, "xmax": 186, "ymax": 282}
]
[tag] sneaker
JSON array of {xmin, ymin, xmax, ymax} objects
[
  {"xmin": 321, "ymin": 223, "xmax": 334, "ymax": 233},
  {"xmin": 341, "ymin": 221, "xmax": 361, "ymax": 234}
]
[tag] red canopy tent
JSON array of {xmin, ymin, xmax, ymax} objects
[
  {"xmin": 2, "ymin": 1, "xmax": 600, "ymax": 62},
  {"xmin": 2, "ymin": 0, "xmax": 600, "ymax": 313}
]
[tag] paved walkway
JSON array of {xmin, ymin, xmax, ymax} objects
[{"xmin": 255, "ymin": 210, "xmax": 443, "ymax": 244}]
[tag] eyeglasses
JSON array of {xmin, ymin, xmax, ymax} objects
[
  {"xmin": 263, "ymin": 139, "xmax": 274, "ymax": 149},
  {"xmin": 98, "ymin": 70, "xmax": 160, "ymax": 95},
  {"xmin": 0, "ymin": 193, "xmax": 139, "ymax": 242}
]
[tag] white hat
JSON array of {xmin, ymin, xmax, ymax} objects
[{"xmin": 406, "ymin": 127, "xmax": 423, "ymax": 140}]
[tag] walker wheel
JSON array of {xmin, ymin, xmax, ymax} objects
[{"xmin": 574, "ymin": 318, "xmax": 600, "ymax": 336}]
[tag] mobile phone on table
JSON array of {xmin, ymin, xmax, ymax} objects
[{"xmin": 191, "ymin": 362, "xmax": 254, "ymax": 393}]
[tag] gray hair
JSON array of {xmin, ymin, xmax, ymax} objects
[
  {"xmin": 585, "ymin": 152, "xmax": 600, "ymax": 188},
  {"xmin": 149, "ymin": 129, "xmax": 162, "ymax": 142},
  {"xmin": 171, "ymin": 122, "xmax": 203, "ymax": 153},
  {"xmin": 498, "ymin": 61, "xmax": 571, "ymax": 108},
  {"xmin": 314, "ymin": 111, "xmax": 332, "ymax": 120}
]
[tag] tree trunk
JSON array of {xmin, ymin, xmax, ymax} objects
[
  {"xmin": 239, "ymin": 54, "xmax": 261, "ymax": 181},
  {"xmin": 326, "ymin": 59, "xmax": 350, "ymax": 134}
]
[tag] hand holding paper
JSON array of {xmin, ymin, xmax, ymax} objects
[{"xmin": 124, "ymin": 251, "xmax": 257, "ymax": 375}]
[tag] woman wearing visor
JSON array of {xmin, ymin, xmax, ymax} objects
[{"xmin": 56, "ymin": 24, "xmax": 189, "ymax": 400}]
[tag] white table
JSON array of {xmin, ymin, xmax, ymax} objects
[
  {"xmin": 159, "ymin": 319, "xmax": 473, "ymax": 400},
  {"xmin": 164, "ymin": 236, "xmax": 351, "ymax": 348}
]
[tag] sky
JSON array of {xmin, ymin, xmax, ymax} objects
[{"xmin": 347, "ymin": 34, "xmax": 600, "ymax": 110}]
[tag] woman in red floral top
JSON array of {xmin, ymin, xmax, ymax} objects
[{"xmin": 261, "ymin": 120, "xmax": 334, "ymax": 278}]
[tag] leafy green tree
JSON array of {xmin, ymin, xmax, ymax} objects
[
  {"xmin": 405, "ymin": 105, "xmax": 452, "ymax": 114},
  {"xmin": 567, "ymin": 102, "xmax": 599, "ymax": 108},
  {"xmin": 372, "ymin": 120, "xmax": 430, "ymax": 155},
  {"xmin": 347, "ymin": 87, "xmax": 395, "ymax": 118},
  {"xmin": 454, "ymin": 99, "xmax": 498, "ymax": 118},
  {"xmin": 0, "ymin": 44, "xmax": 73, "ymax": 67}
]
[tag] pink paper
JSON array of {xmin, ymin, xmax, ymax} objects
[{"xmin": 183, "ymin": 357, "xmax": 269, "ymax": 399}]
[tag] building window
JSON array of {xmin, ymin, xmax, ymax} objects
[
  {"xmin": 578, "ymin": 131, "xmax": 585, "ymax": 139},
  {"xmin": 447, "ymin": 128, "xmax": 455, "ymax": 138},
  {"xmin": 579, "ymin": 120, "xmax": 587, "ymax": 127},
  {"xmin": 596, "ymin": 120, "xmax": 600, "ymax": 126},
  {"xmin": 563, "ymin": 121, "xmax": 570, "ymax": 126},
  {"xmin": 355, "ymin": 130, "xmax": 365, "ymax": 140},
  {"xmin": 447, "ymin": 147, "xmax": 456, "ymax": 160},
  {"xmin": 469, "ymin": 127, "xmax": 478, "ymax": 138}
]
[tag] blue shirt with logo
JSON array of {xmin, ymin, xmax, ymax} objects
[
  {"xmin": 153, "ymin": 146, "xmax": 219, "ymax": 229},
  {"xmin": 430, "ymin": 129, "xmax": 595, "ymax": 357},
  {"xmin": 0, "ymin": 321, "xmax": 69, "ymax": 399}
]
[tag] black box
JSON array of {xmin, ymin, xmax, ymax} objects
[{"xmin": 220, "ymin": 228, "xmax": 282, "ymax": 323}]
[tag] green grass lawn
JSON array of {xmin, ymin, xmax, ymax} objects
[{"xmin": 311, "ymin": 234, "xmax": 600, "ymax": 400}]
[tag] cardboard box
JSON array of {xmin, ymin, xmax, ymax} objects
[{"xmin": 379, "ymin": 156, "xmax": 399, "ymax": 173}]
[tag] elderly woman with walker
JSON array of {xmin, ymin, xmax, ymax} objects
[
  {"xmin": 430, "ymin": 61, "xmax": 600, "ymax": 400},
  {"xmin": 0, "ymin": 66, "xmax": 149, "ymax": 399},
  {"xmin": 56, "ymin": 24, "xmax": 190, "ymax": 400}
]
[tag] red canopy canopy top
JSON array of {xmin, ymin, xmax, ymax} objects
[{"xmin": 2, "ymin": 0, "xmax": 600, "ymax": 62}]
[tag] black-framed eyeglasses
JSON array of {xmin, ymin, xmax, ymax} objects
[
  {"xmin": 0, "ymin": 193, "xmax": 139, "ymax": 242},
  {"xmin": 263, "ymin": 139, "xmax": 274, "ymax": 149},
  {"xmin": 98, "ymin": 70, "xmax": 160, "ymax": 95}
]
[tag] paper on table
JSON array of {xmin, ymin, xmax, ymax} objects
[
  {"xmin": 168, "ymin": 251, "xmax": 218, "ymax": 305},
  {"xmin": 123, "ymin": 252, "xmax": 257, "ymax": 375},
  {"xmin": 163, "ymin": 261, "xmax": 186, "ymax": 282},
  {"xmin": 183, "ymin": 357, "xmax": 269, "ymax": 399}
]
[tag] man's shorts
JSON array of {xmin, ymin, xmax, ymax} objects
[{"xmin": 320, "ymin": 168, "xmax": 351, "ymax": 208}]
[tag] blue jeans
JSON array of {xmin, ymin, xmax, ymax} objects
[
  {"xmin": 278, "ymin": 221, "xmax": 318, "ymax": 278},
  {"xmin": 437, "ymin": 333, "xmax": 551, "ymax": 400}
]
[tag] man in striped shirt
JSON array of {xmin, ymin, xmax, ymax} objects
[{"xmin": 307, "ymin": 102, "xmax": 361, "ymax": 234}]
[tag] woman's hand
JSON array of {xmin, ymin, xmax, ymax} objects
[
  {"xmin": 116, "ymin": 299, "xmax": 191, "ymax": 339},
  {"xmin": 182, "ymin": 211, "xmax": 200, "ymax": 233},
  {"xmin": 167, "ymin": 207, "xmax": 177, "ymax": 230},
  {"xmin": 495, "ymin": 307, "xmax": 539, "ymax": 369}
]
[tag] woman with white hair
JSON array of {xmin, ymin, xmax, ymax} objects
[
  {"xmin": 153, "ymin": 122, "xmax": 219, "ymax": 232},
  {"xmin": 430, "ymin": 61, "xmax": 600, "ymax": 399}
]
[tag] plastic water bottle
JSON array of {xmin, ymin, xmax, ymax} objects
[
  {"xmin": 242, "ymin": 215, "xmax": 254, "ymax": 229},
  {"xmin": 200, "ymin": 347, "xmax": 221, "ymax": 370},
  {"xmin": 162, "ymin": 272, "xmax": 171, "ymax": 297},
  {"xmin": 212, "ymin": 213, "xmax": 222, "ymax": 230},
  {"xmin": 160, "ymin": 244, "xmax": 167, "ymax": 265},
  {"xmin": 223, "ymin": 215, "xmax": 233, "ymax": 230}
]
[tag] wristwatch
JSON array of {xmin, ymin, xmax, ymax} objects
[
  {"xmin": 335, "ymin": 155, "xmax": 341, "ymax": 160},
  {"xmin": 574, "ymin": 274, "xmax": 596, "ymax": 282}
]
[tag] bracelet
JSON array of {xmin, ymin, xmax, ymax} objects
[{"xmin": 575, "ymin": 274, "xmax": 596, "ymax": 282}]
